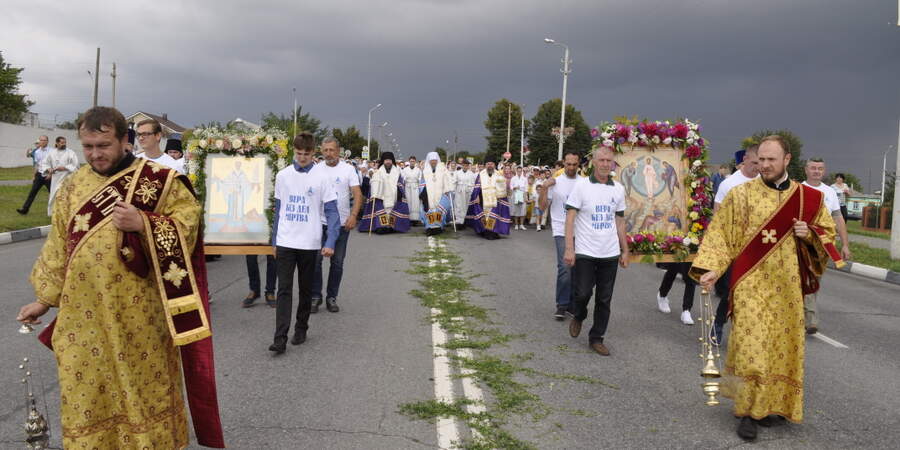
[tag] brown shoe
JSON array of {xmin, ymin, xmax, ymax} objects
[
  {"xmin": 569, "ymin": 319, "xmax": 582, "ymax": 338},
  {"xmin": 242, "ymin": 292, "xmax": 260, "ymax": 308},
  {"xmin": 590, "ymin": 342, "xmax": 610, "ymax": 356},
  {"xmin": 265, "ymin": 293, "xmax": 277, "ymax": 308}
]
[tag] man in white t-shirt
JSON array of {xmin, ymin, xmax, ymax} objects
[
  {"xmin": 134, "ymin": 119, "xmax": 184, "ymax": 174},
  {"xmin": 310, "ymin": 137, "xmax": 362, "ymax": 314},
  {"xmin": 705, "ymin": 145, "xmax": 760, "ymax": 342},
  {"xmin": 801, "ymin": 157, "xmax": 851, "ymax": 335},
  {"xmin": 563, "ymin": 146, "xmax": 629, "ymax": 356},
  {"xmin": 269, "ymin": 133, "xmax": 340, "ymax": 354},
  {"xmin": 539, "ymin": 151, "xmax": 584, "ymax": 320},
  {"xmin": 714, "ymin": 146, "xmax": 759, "ymax": 211}
]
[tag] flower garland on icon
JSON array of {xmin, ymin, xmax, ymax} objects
[
  {"xmin": 590, "ymin": 118, "xmax": 714, "ymax": 261},
  {"xmin": 184, "ymin": 126, "xmax": 291, "ymax": 230}
]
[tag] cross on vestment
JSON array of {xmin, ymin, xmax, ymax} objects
[{"xmin": 761, "ymin": 229, "xmax": 777, "ymax": 244}]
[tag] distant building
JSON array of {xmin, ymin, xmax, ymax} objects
[
  {"xmin": 846, "ymin": 193, "xmax": 881, "ymax": 220},
  {"xmin": 126, "ymin": 112, "xmax": 187, "ymax": 137}
]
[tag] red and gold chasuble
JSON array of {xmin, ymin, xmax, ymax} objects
[{"xmin": 31, "ymin": 157, "xmax": 224, "ymax": 448}]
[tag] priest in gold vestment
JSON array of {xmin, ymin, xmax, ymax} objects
[
  {"xmin": 691, "ymin": 136, "xmax": 837, "ymax": 441},
  {"xmin": 17, "ymin": 107, "xmax": 224, "ymax": 449}
]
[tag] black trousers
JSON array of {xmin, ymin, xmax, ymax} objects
[
  {"xmin": 20, "ymin": 172, "xmax": 50, "ymax": 212},
  {"xmin": 713, "ymin": 266, "xmax": 732, "ymax": 327},
  {"xmin": 273, "ymin": 246, "xmax": 318, "ymax": 343},
  {"xmin": 572, "ymin": 256, "xmax": 619, "ymax": 343},
  {"xmin": 658, "ymin": 262, "xmax": 696, "ymax": 311}
]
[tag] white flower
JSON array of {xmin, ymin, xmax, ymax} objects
[
  {"xmin": 682, "ymin": 237, "xmax": 692, "ymax": 246},
  {"xmin": 692, "ymin": 160, "xmax": 702, "ymax": 167},
  {"xmin": 628, "ymin": 135, "xmax": 638, "ymax": 144},
  {"xmin": 651, "ymin": 135, "xmax": 661, "ymax": 144},
  {"xmin": 231, "ymin": 138, "xmax": 242, "ymax": 149},
  {"xmin": 662, "ymin": 137, "xmax": 672, "ymax": 145},
  {"xmin": 601, "ymin": 132, "xmax": 612, "ymax": 139},
  {"xmin": 198, "ymin": 139, "xmax": 208, "ymax": 149},
  {"xmin": 691, "ymin": 181, "xmax": 698, "ymax": 188},
  {"xmin": 603, "ymin": 139, "xmax": 614, "ymax": 147},
  {"xmin": 214, "ymin": 139, "xmax": 224, "ymax": 150},
  {"xmin": 686, "ymin": 137, "xmax": 695, "ymax": 145},
  {"xmin": 638, "ymin": 133, "xmax": 647, "ymax": 141},
  {"xmin": 250, "ymin": 136, "xmax": 260, "ymax": 147},
  {"xmin": 266, "ymin": 135, "xmax": 274, "ymax": 145}
]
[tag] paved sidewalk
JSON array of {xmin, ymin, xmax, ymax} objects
[{"xmin": 850, "ymin": 233, "xmax": 890, "ymax": 250}]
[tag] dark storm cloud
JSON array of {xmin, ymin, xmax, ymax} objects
[{"xmin": 3, "ymin": 0, "xmax": 898, "ymax": 186}]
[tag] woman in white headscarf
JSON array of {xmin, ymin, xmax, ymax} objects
[{"xmin": 418, "ymin": 152, "xmax": 453, "ymax": 236}]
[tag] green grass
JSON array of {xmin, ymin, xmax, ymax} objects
[
  {"xmin": 399, "ymin": 238, "xmax": 616, "ymax": 449},
  {"xmin": 849, "ymin": 242, "xmax": 900, "ymax": 272},
  {"xmin": 0, "ymin": 185, "xmax": 51, "ymax": 232},
  {"xmin": 846, "ymin": 220, "xmax": 890, "ymax": 241},
  {"xmin": 0, "ymin": 166, "xmax": 37, "ymax": 181}
]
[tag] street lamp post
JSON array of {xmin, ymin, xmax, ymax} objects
[
  {"xmin": 292, "ymin": 87, "xmax": 298, "ymax": 138},
  {"xmin": 366, "ymin": 104, "xmax": 382, "ymax": 160},
  {"xmin": 544, "ymin": 38, "xmax": 571, "ymax": 161}
]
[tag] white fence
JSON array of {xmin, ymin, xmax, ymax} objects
[{"xmin": 0, "ymin": 122, "xmax": 84, "ymax": 168}]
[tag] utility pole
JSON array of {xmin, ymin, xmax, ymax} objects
[
  {"xmin": 93, "ymin": 48, "xmax": 100, "ymax": 107},
  {"xmin": 111, "ymin": 62, "xmax": 117, "ymax": 108},
  {"xmin": 505, "ymin": 103, "xmax": 512, "ymax": 162},
  {"xmin": 453, "ymin": 130, "xmax": 458, "ymax": 163},
  {"xmin": 520, "ymin": 104, "xmax": 525, "ymax": 167},
  {"xmin": 891, "ymin": 118, "xmax": 900, "ymax": 259},
  {"xmin": 292, "ymin": 87, "xmax": 297, "ymax": 138}
]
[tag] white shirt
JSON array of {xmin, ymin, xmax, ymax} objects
[
  {"xmin": 715, "ymin": 170, "xmax": 757, "ymax": 205},
  {"xmin": 312, "ymin": 160, "xmax": 359, "ymax": 224},
  {"xmin": 565, "ymin": 177, "xmax": 627, "ymax": 259},
  {"xmin": 830, "ymin": 183, "xmax": 849, "ymax": 206},
  {"xmin": 548, "ymin": 173, "xmax": 585, "ymax": 237},
  {"xmin": 274, "ymin": 165, "xmax": 337, "ymax": 250},
  {"xmin": 137, "ymin": 151, "xmax": 184, "ymax": 174},
  {"xmin": 803, "ymin": 181, "xmax": 841, "ymax": 214}
]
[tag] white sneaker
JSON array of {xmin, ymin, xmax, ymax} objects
[
  {"xmin": 536, "ymin": 225, "xmax": 541, "ymax": 231},
  {"xmin": 656, "ymin": 292, "xmax": 671, "ymax": 313},
  {"xmin": 681, "ymin": 310, "xmax": 694, "ymax": 325}
]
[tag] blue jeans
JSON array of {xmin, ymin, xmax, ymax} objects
[
  {"xmin": 554, "ymin": 236, "xmax": 573, "ymax": 308},
  {"xmin": 312, "ymin": 226, "xmax": 350, "ymax": 300},
  {"xmin": 246, "ymin": 255, "xmax": 277, "ymax": 295}
]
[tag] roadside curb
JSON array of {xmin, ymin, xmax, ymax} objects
[
  {"xmin": 0, "ymin": 225, "xmax": 51, "ymax": 245},
  {"xmin": 828, "ymin": 260, "xmax": 900, "ymax": 287}
]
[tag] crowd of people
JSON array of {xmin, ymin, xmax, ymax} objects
[{"xmin": 14, "ymin": 105, "xmax": 851, "ymax": 446}]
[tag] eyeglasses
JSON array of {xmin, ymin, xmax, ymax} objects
[{"xmin": 136, "ymin": 132, "xmax": 157, "ymax": 138}]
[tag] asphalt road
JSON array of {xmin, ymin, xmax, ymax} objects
[{"xmin": 1, "ymin": 227, "xmax": 898, "ymax": 449}]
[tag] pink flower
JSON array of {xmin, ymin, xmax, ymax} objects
[
  {"xmin": 626, "ymin": 234, "xmax": 633, "ymax": 244},
  {"xmin": 646, "ymin": 234, "xmax": 656, "ymax": 242},
  {"xmin": 633, "ymin": 234, "xmax": 644, "ymax": 243},
  {"xmin": 672, "ymin": 123, "xmax": 689, "ymax": 139},
  {"xmin": 685, "ymin": 145, "xmax": 702, "ymax": 158},
  {"xmin": 591, "ymin": 128, "xmax": 600, "ymax": 138}
]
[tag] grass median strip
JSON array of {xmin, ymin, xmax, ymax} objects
[
  {"xmin": 0, "ymin": 185, "xmax": 51, "ymax": 232},
  {"xmin": 399, "ymin": 235, "xmax": 615, "ymax": 449}
]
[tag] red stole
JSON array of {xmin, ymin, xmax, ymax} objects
[
  {"xmin": 728, "ymin": 182, "xmax": 843, "ymax": 315},
  {"xmin": 39, "ymin": 159, "xmax": 225, "ymax": 448}
]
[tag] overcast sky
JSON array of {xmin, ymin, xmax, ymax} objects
[{"xmin": 3, "ymin": 0, "xmax": 898, "ymax": 190}]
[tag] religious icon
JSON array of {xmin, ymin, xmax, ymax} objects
[
  {"xmin": 203, "ymin": 154, "xmax": 273, "ymax": 244},
  {"xmin": 614, "ymin": 145, "xmax": 688, "ymax": 234}
]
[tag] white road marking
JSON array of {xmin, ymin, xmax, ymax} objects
[
  {"xmin": 812, "ymin": 332, "xmax": 849, "ymax": 349},
  {"xmin": 432, "ymin": 308, "xmax": 460, "ymax": 449},
  {"xmin": 457, "ymin": 346, "xmax": 486, "ymax": 440},
  {"xmin": 427, "ymin": 236, "xmax": 461, "ymax": 448}
]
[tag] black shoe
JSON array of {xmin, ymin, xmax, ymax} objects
[
  {"xmin": 326, "ymin": 297, "xmax": 339, "ymax": 313},
  {"xmin": 268, "ymin": 341, "xmax": 286, "ymax": 354},
  {"xmin": 736, "ymin": 417, "xmax": 758, "ymax": 441},
  {"xmin": 242, "ymin": 292, "xmax": 259, "ymax": 308},
  {"xmin": 291, "ymin": 330, "xmax": 307, "ymax": 345},
  {"xmin": 310, "ymin": 298, "xmax": 322, "ymax": 314},
  {"xmin": 756, "ymin": 415, "xmax": 786, "ymax": 427},
  {"xmin": 553, "ymin": 306, "xmax": 566, "ymax": 321},
  {"xmin": 806, "ymin": 326, "xmax": 818, "ymax": 335},
  {"xmin": 16, "ymin": 208, "xmax": 27, "ymax": 215}
]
